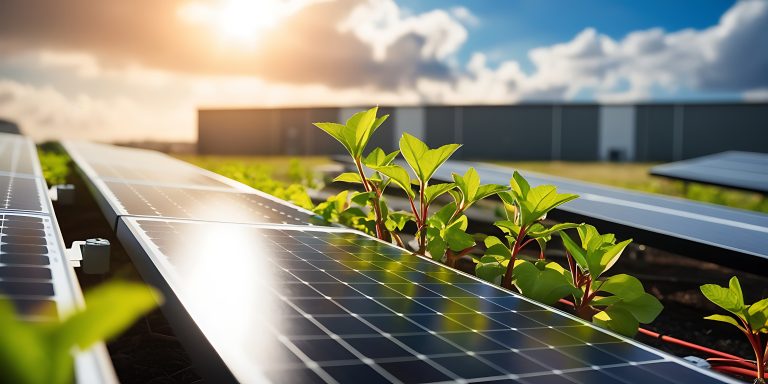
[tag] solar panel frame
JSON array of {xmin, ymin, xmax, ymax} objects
[
  {"xmin": 651, "ymin": 151, "xmax": 768, "ymax": 194},
  {"xmin": 116, "ymin": 217, "xmax": 737, "ymax": 384},
  {"xmin": 63, "ymin": 141, "xmax": 326, "ymax": 229},
  {"xmin": 423, "ymin": 160, "xmax": 768, "ymax": 275}
]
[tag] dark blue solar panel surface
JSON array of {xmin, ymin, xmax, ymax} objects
[
  {"xmin": 426, "ymin": 161, "xmax": 768, "ymax": 272},
  {"xmin": 651, "ymin": 151, "xmax": 768, "ymax": 194},
  {"xmin": 118, "ymin": 218, "xmax": 733, "ymax": 384}
]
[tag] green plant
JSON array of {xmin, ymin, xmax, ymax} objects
[
  {"xmin": 559, "ymin": 225, "xmax": 663, "ymax": 336},
  {"xmin": 313, "ymin": 107, "xmax": 393, "ymax": 240},
  {"xmin": 475, "ymin": 172, "xmax": 661, "ymax": 336},
  {"xmin": 475, "ymin": 171, "xmax": 579, "ymax": 289},
  {"xmin": 0, "ymin": 281, "xmax": 161, "ymax": 384},
  {"xmin": 701, "ymin": 277, "xmax": 767, "ymax": 382},
  {"xmin": 38, "ymin": 149, "xmax": 70, "ymax": 186}
]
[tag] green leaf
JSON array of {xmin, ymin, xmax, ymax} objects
[
  {"xmin": 560, "ymin": 230, "xmax": 589, "ymax": 271},
  {"xmin": 512, "ymin": 260, "xmax": 577, "ymax": 306},
  {"xmin": 399, "ymin": 133, "xmax": 461, "ymax": 184},
  {"xmin": 527, "ymin": 222, "xmax": 582, "ymax": 239},
  {"xmin": 369, "ymin": 165, "xmax": 415, "ymax": 199},
  {"xmin": 474, "ymin": 184, "xmax": 509, "ymax": 203},
  {"xmin": 613, "ymin": 293, "xmax": 663, "ymax": 323},
  {"xmin": 453, "ymin": 167, "xmax": 480, "ymax": 205},
  {"xmin": 350, "ymin": 191, "xmax": 374, "ymax": 206},
  {"xmin": 426, "ymin": 231, "xmax": 447, "ymax": 261},
  {"xmin": 700, "ymin": 277, "xmax": 747, "ymax": 316},
  {"xmin": 597, "ymin": 239, "xmax": 632, "ymax": 277},
  {"xmin": 424, "ymin": 183, "xmax": 456, "ymax": 205},
  {"xmin": 593, "ymin": 307, "xmax": 639, "ymax": 337},
  {"xmin": 596, "ymin": 274, "xmax": 645, "ymax": 301},
  {"xmin": 333, "ymin": 172, "xmax": 363, "ymax": 184},
  {"xmin": 444, "ymin": 224, "xmax": 475, "ymax": 252},
  {"xmin": 509, "ymin": 171, "xmax": 530, "ymax": 199},
  {"xmin": 56, "ymin": 282, "xmax": 161, "ymax": 351},
  {"xmin": 312, "ymin": 122, "xmax": 353, "ymax": 156},
  {"xmin": 429, "ymin": 202, "xmax": 458, "ymax": 227},
  {"xmin": 0, "ymin": 299, "xmax": 49, "ymax": 384},
  {"xmin": 704, "ymin": 314, "xmax": 746, "ymax": 332},
  {"xmin": 494, "ymin": 220, "xmax": 521, "ymax": 237},
  {"xmin": 348, "ymin": 107, "xmax": 378, "ymax": 158},
  {"xmin": 386, "ymin": 211, "xmax": 413, "ymax": 232},
  {"xmin": 746, "ymin": 298, "xmax": 768, "ymax": 332},
  {"xmin": 363, "ymin": 148, "xmax": 399, "ymax": 167},
  {"xmin": 476, "ymin": 262, "xmax": 506, "ymax": 285}
]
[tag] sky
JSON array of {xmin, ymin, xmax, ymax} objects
[{"xmin": 0, "ymin": 0, "xmax": 766, "ymax": 142}]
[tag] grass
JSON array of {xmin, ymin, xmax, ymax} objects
[{"xmin": 492, "ymin": 161, "xmax": 768, "ymax": 213}]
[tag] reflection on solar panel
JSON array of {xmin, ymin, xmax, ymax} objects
[
  {"xmin": 63, "ymin": 141, "xmax": 324, "ymax": 227},
  {"xmin": 64, "ymin": 141, "xmax": 243, "ymax": 190},
  {"xmin": 117, "ymin": 217, "xmax": 733, "ymax": 384},
  {"xmin": 0, "ymin": 133, "xmax": 38, "ymax": 176},
  {"xmin": 651, "ymin": 151, "xmax": 768, "ymax": 194},
  {"xmin": 427, "ymin": 160, "xmax": 768, "ymax": 274},
  {"xmin": 102, "ymin": 181, "xmax": 322, "ymax": 225}
]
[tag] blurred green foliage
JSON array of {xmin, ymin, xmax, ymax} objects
[
  {"xmin": 175, "ymin": 155, "xmax": 323, "ymax": 210},
  {"xmin": 37, "ymin": 143, "xmax": 71, "ymax": 186},
  {"xmin": 0, "ymin": 282, "xmax": 160, "ymax": 384}
]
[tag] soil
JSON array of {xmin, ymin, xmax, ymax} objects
[{"xmin": 53, "ymin": 170, "xmax": 765, "ymax": 383}]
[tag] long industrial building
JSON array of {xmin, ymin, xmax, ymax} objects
[{"xmin": 197, "ymin": 103, "xmax": 768, "ymax": 161}]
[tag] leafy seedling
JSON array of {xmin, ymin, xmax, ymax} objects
[
  {"xmin": 475, "ymin": 171, "xmax": 579, "ymax": 289},
  {"xmin": 701, "ymin": 277, "xmax": 767, "ymax": 383},
  {"xmin": 314, "ymin": 107, "xmax": 392, "ymax": 240},
  {"xmin": 559, "ymin": 225, "xmax": 662, "ymax": 336},
  {"xmin": 0, "ymin": 281, "xmax": 161, "ymax": 384}
]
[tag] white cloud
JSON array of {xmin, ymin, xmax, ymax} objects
[{"xmin": 339, "ymin": 0, "xmax": 467, "ymax": 62}]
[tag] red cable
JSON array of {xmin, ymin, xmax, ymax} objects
[
  {"xmin": 712, "ymin": 365, "xmax": 765, "ymax": 379},
  {"xmin": 557, "ymin": 298, "xmax": 746, "ymax": 361},
  {"xmin": 707, "ymin": 358, "xmax": 757, "ymax": 370}
]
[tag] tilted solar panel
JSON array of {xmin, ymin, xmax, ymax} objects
[
  {"xmin": 651, "ymin": 151, "xmax": 768, "ymax": 194},
  {"xmin": 0, "ymin": 174, "xmax": 49, "ymax": 213},
  {"xmin": 63, "ymin": 141, "xmax": 249, "ymax": 190},
  {"xmin": 63, "ymin": 141, "xmax": 325, "ymax": 228},
  {"xmin": 0, "ymin": 132, "xmax": 39, "ymax": 177},
  {"xmin": 117, "ymin": 217, "xmax": 734, "ymax": 384}
]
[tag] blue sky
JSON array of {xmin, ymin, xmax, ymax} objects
[{"xmin": 0, "ymin": 0, "xmax": 764, "ymax": 141}]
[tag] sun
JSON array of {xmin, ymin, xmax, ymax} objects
[{"xmin": 178, "ymin": 0, "xmax": 300, "ymax": 44}]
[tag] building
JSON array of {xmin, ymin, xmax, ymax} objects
[{"xmin": 197, "ymin": 103, "xmax": 768, "ymax": 161}]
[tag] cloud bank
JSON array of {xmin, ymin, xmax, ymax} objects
[{"xmin": 0, "ymin": 0, "xmax": 765, "ymax": 141}]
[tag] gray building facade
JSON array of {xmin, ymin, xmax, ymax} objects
[{"xmin": 198, "ymin": 103, "xmax": 768, "ymax": 161}]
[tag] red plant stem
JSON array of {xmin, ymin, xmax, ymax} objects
[
  {"xmin": 417, "ymin": 182, "xmax": 428, "ymax": 255},
  {"xmin": 712, "ymin": 365, "xmax": 766, "ymax": 379},
  {"xmin": 353, "ymin": 158, "xmax": 386, "ymax": 240},
  {"xmin": 501, "ymin": 227, "xmax": 528, "ymax": 289}
]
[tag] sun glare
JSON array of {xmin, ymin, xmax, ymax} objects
[{"xmin": 179, "ymin": 0, "xmax": 300, "ymax": 44}]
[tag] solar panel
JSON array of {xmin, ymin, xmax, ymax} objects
[
  {"xmin": 63, "ymin": 141, "xmax": 246, "ymax": 190},
  {"xmin": 651, "ymin": 151, "xmax": 768, "ymax": 194},
  {"xmin": 62, "ymin": 141, "xmax": 324, "ymax": 228},
  {"xmin": 0, "ymin": 133, "xmax": 39, "ymax": 177},
  {"xmin": 117, "ymin": 217, "xmax": 734, "ymax": 384},
  {"xmin": 0, "ymin": 174, "xmax": 48, "ymax": 213},
  {"xmin": 426, "ymin": 161, "xmax": 768, "ymax": 274}
]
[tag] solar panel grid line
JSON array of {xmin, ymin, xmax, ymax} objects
[{"xmin": 117, "ymin": 217, "xmax": 736, "ymax": 384}]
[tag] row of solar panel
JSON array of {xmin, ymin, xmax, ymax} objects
[
  {"xmin": 63, "ymin": 140, "xmax": 736, "ymax": 383},
  {"xmin": 0, "ymin": 133, "xmax": 116, "ymax": 383}
]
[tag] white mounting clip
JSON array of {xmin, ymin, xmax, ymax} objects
[
  {"xmin": 49, "ymin": 184, "xmax": 75, "ymax": 205},
  {"xmin": 67, "ymin": 238, "xmax": 111, "ymax": 274}
]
